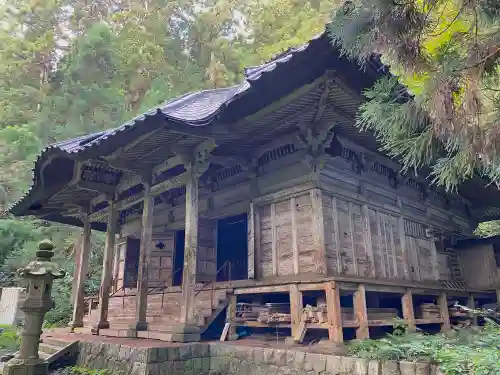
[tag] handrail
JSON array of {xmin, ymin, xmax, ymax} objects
[
  {"xmin": 195, "ymin": 260, "xmax": 232, "ymax": 309},
  {"xmin": 146, "ymin": 268, "xmax": 182, "ymax": 309}
]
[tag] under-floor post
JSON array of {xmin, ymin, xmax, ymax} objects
[
  {"xmin": 68, "ymin": 211, "xmax": 91, "ymax": 330},
  {"xmin": 324, "ymin": 281, "xmax": 343, "ymax": 343},
  {"xmin": 289, "ymin": 284, "xmax": 303, "ymax": 339},
  {"xmin": 438, "ymin": 292, "xmax": 451, "ymax": 331},
  {"xmin": 354, "ymin": 284, "xmax": 369, "ymax": 339},
  {"xmin": 402, "ymin": 288, "xmax": 416, "ymax": 332},
  {"xmin": 467, "ymin": 294, "xmax": 478, "ymax": 326},
  {"xmin": 133, "ymin": 183, "xmax": 154, "ymax": 331},
  {"xmin": 92, "ymin": 201, "xmax": 117, "ymax": 332}
]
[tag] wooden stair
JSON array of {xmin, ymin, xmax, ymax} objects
[{"xmin": 84, "ymin": 287, "xmax": 230, "ymax": 341}]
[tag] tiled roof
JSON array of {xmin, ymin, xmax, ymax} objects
[{"xmin": 9, "ymin": 30, "xmax": 331, "ymax": 216}]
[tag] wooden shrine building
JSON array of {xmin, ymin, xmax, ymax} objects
[{"xmin": 10, "ymin": 30, "xmax": 500, "ymax": 343}]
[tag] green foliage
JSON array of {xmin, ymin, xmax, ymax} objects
[
  {"xmin": 68, "ymin": 367, "xmax": 121, "ymax": 375},
  {"xmin": 0, "ymin": 0, "xmax": 335, "ymax": 326},
  {"xmin": 0, "ymin": 325, "xmax": 19, "ymax": 351},
  {"xmin": 328, "ymin": 0, "xmax": 500, "ymax": 190},
  {"xmin": 475, "ymin": 221, "xmax": 500, "ymax": 237},
  {"xmin": 348, "ymin": 322, "xmax": 500, "ymax": 374}
]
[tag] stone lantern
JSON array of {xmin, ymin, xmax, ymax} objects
[{"xmin": 3, "ymin": 239, "xmax": 65, "ymax": 375}]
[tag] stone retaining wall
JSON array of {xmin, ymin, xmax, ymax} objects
[{"xmin": 76, "ymin": 341, "xmax": 442, "ymax": 375}]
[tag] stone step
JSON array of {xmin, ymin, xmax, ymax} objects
[
  {"xmin": 39, "ymin": 343, "xmax": 60, "ymax": 355},
  {"xmin": 99, "ymin": 328, "xmax": 136, "ymax": 338},
  {"xmin": 137, "ymin": 331, "xmax": 173, "ymax": 341},
  {"xmin": 40, "ymin": 337, "xmax": 70, "ymax": 348},
  {"xmin": 39, "ymin": 351, "xmax": 51, "ymax": 361}
]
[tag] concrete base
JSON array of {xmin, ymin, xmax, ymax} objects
[
  {"xmin": 170, "ymin": 324, "xmax": 201, "ymax": 343},
  {"xmin": 2, "ymin": 358, "xmax": 48, "ymax": 375},
  {"xmin": 91, "ymin": 321, "xmax": 110, "ymax": 335},
  {"xmin": 130, "ymin": 321, "xmax": 148, "ymax": 332},
  {"xmin": 67, "ymin": 320, "xmax": 83, "ymax": 331}
]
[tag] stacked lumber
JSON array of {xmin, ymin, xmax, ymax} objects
[
  {"xmin": 257, "ymin": 312, "xmax": 291, "ymax": 323},
  {"xmin": 301, "ymin": 305, "xmax": 399, "ymax": 323},
  {"xmin": 257, "ymin": 303, "xmax": 291, "ymax": 323},
  {"xmin": 302, "ymin": 304, "xmax": 327, "ymax": 324},
  {"xmin": 416, "ymin": 303, "xmax": 441, "ymax": 319}
]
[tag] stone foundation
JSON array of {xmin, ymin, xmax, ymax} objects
[{"xmin": 76, "ymin": 341, "xmax": 441, "ymax": 375}]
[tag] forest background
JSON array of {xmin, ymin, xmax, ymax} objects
[
  {"xmin": 0, "ymin": 0, "xmax": 336, "ymax": 324},
  {"xmin": 0, "ymin": 0, "xmax": 498, "ymax": 325}
]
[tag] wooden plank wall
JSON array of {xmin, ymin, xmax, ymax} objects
[
  {"xmin": 458, "ymin": 245, "xmax": 499, "ymax": 289},
  {"xmin": 257, "ymin": 190, "xmax": 323, "ymax": 278},
  {"xmin": 148, "ymin": 231, "xmax": 174, "ymax": 287},
  {"xmin": 321, "ymin": 192, "xmax": 442, "ymax": 282}
]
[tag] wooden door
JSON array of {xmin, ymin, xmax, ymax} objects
[{"xmin": 124, "ymin": 237, "xmax": 140, "ymax": 288}]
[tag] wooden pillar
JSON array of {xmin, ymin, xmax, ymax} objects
[
  {"xmin": 92, "ymin": 201, "xmax": 117, "ymax": 331},
  {"xmin": 496, "ymin": 289, "xmax": 500, "ymax": 304},
  {"xmin": 247, "ymin": 201, "xmax": 255, "ymax": 279},
  {"xmin": 402, "ymin": 288, "xmax": 416, "ymax": 332},
  {"xmin": 180, "ymin": 164, "xmax": 198, "ymax": 324},
  {"xmin": 467, "ymin": 294, "xmax": 478, "ymax": 326},
  {"xmin": 325, "ymin": 281, "xmax": 343, "ymax": 343},
  {"xmin": 438, "ymin": 292, "xmax": 451, "ymax": 331},
  {"xmin": 133, "ymin": 183, "xmax": 154, "ymax": 331},
  {"xmin": 289, "ymin": 284, "xmax": 303, "ymax": 338},
  {"xmin": 354, "ymin": 284, "xmax": 369, "ymax": 339},
  {"xmin": 68, "ymin": 211, "xmax": 91, "ymax": 330},
  {"xmin": 171, "ymin": 162, "xmax": 202, "ymax": 342}
]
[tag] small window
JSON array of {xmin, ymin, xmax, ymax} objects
[{"xmin": 494, "ymin": 244, "xmax": 500, "ymax": 268}]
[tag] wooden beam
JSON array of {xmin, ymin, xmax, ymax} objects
[
  {"xmin": 152, "ymin": 154, "xmax": 186, "ymax": 175},
  {"xmin": 325, "ymin": 281, "xmax": 343, "ymax": 343},
  {"xmin": 89, "ymin": 170, "xmax": 190, "ymax": 222},
  {"xmin": 234, "ymin": 285, "xmax": 289, "ymax": 295},
  {"xmin": 289, "ymin": 284, "xmax": 303, "ymax": 339},
  {"xmin": 209, "ymin": 154, "xmax": 247, "ymax": 166},
  {"xmin": 354, "ymin": 284, "xmax": 369, "ymax": 339},
  {"xmin": 402, "ymin": 288, "xmax": 416, "ymax": 332},
  {"xmin": 438, "ymin": 292, "xmax": 451, "ymax": 332}
]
